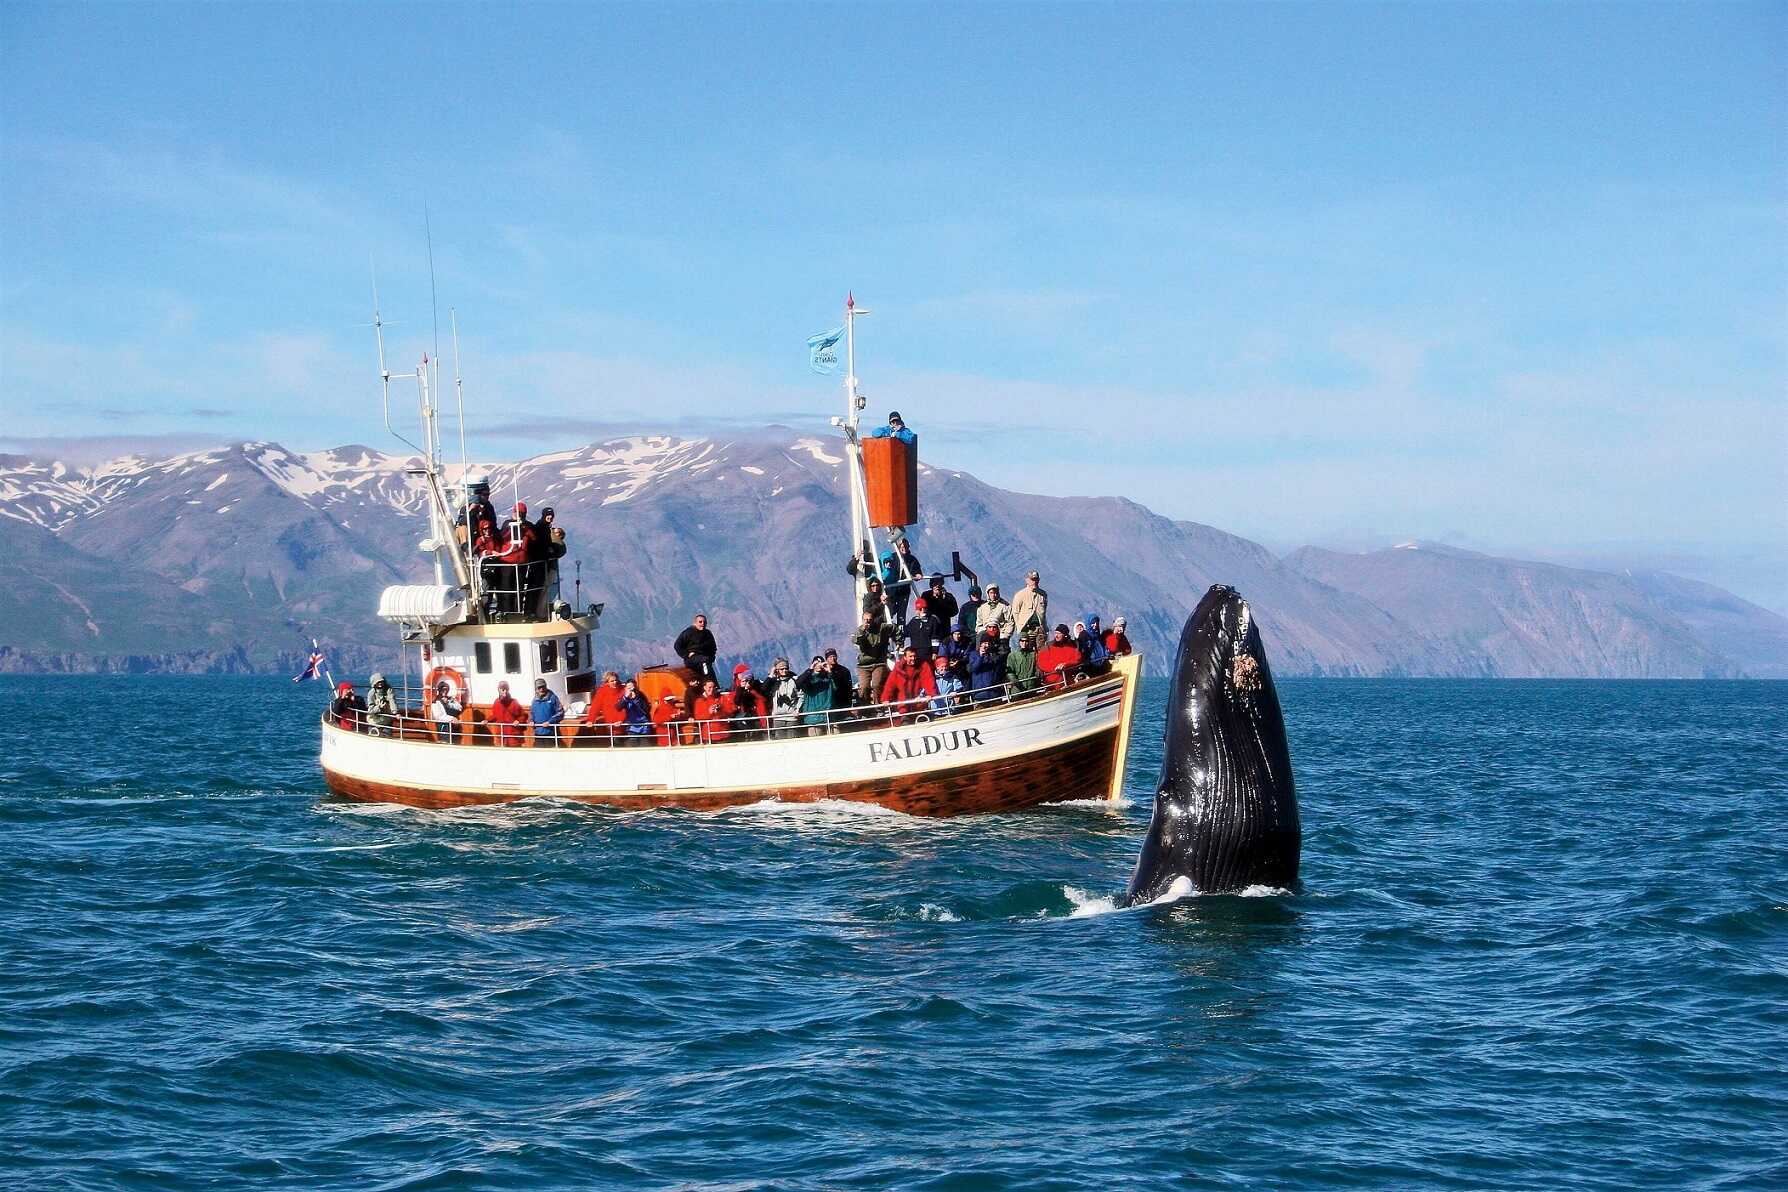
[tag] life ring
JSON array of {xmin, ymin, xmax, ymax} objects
[{"xmin": 425, "ymin": 666, "xmax": 467, "ymax": 704}]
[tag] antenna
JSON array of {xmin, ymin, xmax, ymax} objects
[
  {"xmin": 368, "ymin": 251, "xmax": 473, "ymax": 598},
  {"xmin": 371, "ymin": 262, "xmax": 424, "ymax": 459},
  {"xmin": 451, "ymin": 308, "xmax": 468, "ymax": 484},
  {"xmin": 425, "ymin": 205, "xmax": 442, "ymax": 456}
]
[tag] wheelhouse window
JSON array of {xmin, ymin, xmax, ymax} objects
[
  {"xmin": 540, "ymin": 639, "xmax": 559, "ymax": 673},
  {"xmin": 474, "ymin": 642, "xmax": 492, "ymax": 674},
  {"xmin": 565, "ymin": 635, "xmax": 581, "ymax": 672},
  {"xmin": 503, "ymin": 642, "xmax": 522, "ymax": 674}
]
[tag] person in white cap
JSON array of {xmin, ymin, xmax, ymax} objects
[{"xmin": 1104, "ymin": 616, "xmax": 1133, "ymax": 657}]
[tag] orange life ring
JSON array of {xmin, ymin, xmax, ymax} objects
[{"xmin": 424, "ymin": 665, "xmax": 467, "ymax": 704}]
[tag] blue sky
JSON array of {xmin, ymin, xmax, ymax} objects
[{"xmin": 3, "ymin": 2, "xmax": 1784, "ymax": 605}]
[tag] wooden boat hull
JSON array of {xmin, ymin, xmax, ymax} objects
[{"xmin": 320, "ymin": 656, "xmax": 1142, "ymax": 816}]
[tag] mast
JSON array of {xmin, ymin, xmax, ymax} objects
[
  {"xmin": 838, "ymin": 292, "xmax": 881, "ymax": 625},
  {"xmin": 373, "ymin": 278, "xmax": 472, "ymax": 596}
]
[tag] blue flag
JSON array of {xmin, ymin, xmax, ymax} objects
[{"xmin": 807, "ymin": 326, "xmax": 844, "ymax": 374}]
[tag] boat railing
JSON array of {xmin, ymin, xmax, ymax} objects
[
  {"xmin": 471, "ymin": 558, "xmax": 561, "ymax": 622},
  {"xmin": 325, "ymin": 663, "xmax": 1125, "ymax": 748}
]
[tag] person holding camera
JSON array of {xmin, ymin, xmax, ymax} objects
[
  {"xmin": 853, "ymin": 610, "xmax": 895, "ymax": 707},
  {"xmin": 796, "ymin": 655, "xmax": 840, "ymax": 735}
]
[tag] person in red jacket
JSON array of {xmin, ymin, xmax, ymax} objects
[
  {"xmin": 728, "ymin": 663, "xmax": 767, "ymax": 735},
  {"xmin": 586, "ymin": 670, "xmax": 627, "ymax": 742},
  {"xmin": 1036, "ymin": 625, "xmax": 1083, "ymax": 690},
  {"xmin": 486, "ymin": 680, "xmax": 527, "ymax": 746},
  {"xmin": 880, "ymin": 645, "xmax": 939, "ymax": 724},
  {"xmin": 1103, "ymin": 616, "xmax": 1133, "ymax": 658},
  {"xmin": 692, "ymin": 678, "xmax": 734, "ymax": 743},
  {"xmin": 470, "ymin": 517, "xmax": 499, "ymax": 559},
  {"xmin": 651, "ymin": 694, "xmax": 689, "ymax": 746}
]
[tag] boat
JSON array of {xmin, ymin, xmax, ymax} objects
[{"xmin": 318, "ymin": 295, "xmax": 1142, "ymax": 814}]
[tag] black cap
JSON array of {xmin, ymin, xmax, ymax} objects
[
  {"xmin": 888, "ymin": 410, "xmax": 903, "ymax": 423},
  {"xmin": 541, "ymin": 506, "xmax": 555, "ymax": 517}
]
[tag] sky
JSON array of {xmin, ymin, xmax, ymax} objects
[{"xmin": 2, "ymin": 2, "xmax": 1784, "ymax": 606}]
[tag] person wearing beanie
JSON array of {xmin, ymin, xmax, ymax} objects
[
  {"xmin": 852, "ymin": 609, "xmax": 896, "ymax": 707},
  {"xmin": 823, "ymin": 647, "xmax": 854, "ymax": 710},
  {"xmin": 1076, "ymin": 613, "xmax": 1110, "ymax": 673},
  {"xmin": 651, "ymin": 693, "xmax": 688, "ymax": 747},
  {"xmin": 1104, "ymin": 616, "xmax": 1133, "ymax": 658},
  {"xmin": 729, "ymin": 663, "xmax": 767, "ymax": 733},
  {"xmin": 924, "ymin": 573, "xmax": 958, "ymax": 629},
  {"xmin": 866, "ymin": 409, "xmax": 917, "ymax": 446},
  {"xmin": 487, "ymin": 680, "xmax": 528, "ymax": 747},
  {"xmin": 330, "ymin": 681, "xmax": 365, "ymax": 731},
  {"xmin": 1005, "ymin": 630, "xmax": 1042, "ymax": 695},
  {"xmin": 765, "ymin": 657, "xmax": 802, "ymax": 739},
  {"xmin": 955, "ymin": 584, "xmax": 984, "ymax": 638},
  {"xmin": 795, "ymin": 654, "xmax": 839, "ymax": 735},
  {"xmin": 1036, "ymin": 624, "xmax": 1082, "ymax": 690},
  {"xmin": 976, "ymin": 582, "xmax": 1015, "ymax": 642}
]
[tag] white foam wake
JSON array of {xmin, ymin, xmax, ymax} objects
[{"xmin": 1059, "ymin": 876, "xmax": 1298, "ymax": 918}]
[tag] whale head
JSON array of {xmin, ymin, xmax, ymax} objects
[{"xmin": 1124, "ymin": 584, "xmax": 1300, "ymax": 904}]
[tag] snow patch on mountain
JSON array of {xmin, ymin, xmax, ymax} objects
[{"xmin": 791, "ymin": 437, "xmax": 843, "ymax": 465}]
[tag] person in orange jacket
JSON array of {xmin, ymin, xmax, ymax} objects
[
  {"xmin": 692, "ymin": 678, "xmax": 734, "ymax": 743},
  {"xmin": 1103, "ymin": 616, "xmax": 1133, "ymax": 658},
  {"xmin": 880, "ymin": 645, "xmax": 939, "ymax": 723},
  {"xmin": 651, "ymin": 694, "xmax": 689, "ymax": 746},
  {"xmin": 586, "ymin": 670, "xmax": 627, "ymax": 742},
  {"xmin": 486, "ymin": 680, "xmax": 527, "ymax": 746},
  {"xmin": 1036, "ymin": 625, "xmax": 1083, "ymax": 690}
]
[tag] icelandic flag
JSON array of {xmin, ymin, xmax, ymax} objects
[
  {"xmin": 293, "ymin": 649, "xmax": 326, "ymax": 683},
  {"xmin": 807, "ymin": 326, "xmax": 844, "ymax": 374}
]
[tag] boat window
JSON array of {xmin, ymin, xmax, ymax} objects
[
  {"xmin": 584, "ymin": 634, "xmax": 592, "ymax": 663},
  {"xmin": 474, "ymin": 642, "xmax": 492, "ymax": 674},
  {"xmin": 540, "ymin": 639, "xmax": 558, "ymax": 673},
  {"xmin": 503, "ymin": 642, "xmax": 522, "ymax": 674},
  {"xmin": 565, "ymin": 635, "xmax": 581, "ymax": 672}
]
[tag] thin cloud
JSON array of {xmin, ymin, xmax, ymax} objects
[{"xmin": 0, "ymin": 432, "xmax": 231, "ymax": 465}]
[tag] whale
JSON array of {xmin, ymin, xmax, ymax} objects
[{"xmin": 1124, "ymin": 584, "xmax": 1301, "ymax": 903}]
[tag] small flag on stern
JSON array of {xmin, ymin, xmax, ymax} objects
[
  {"xmin": 807, "ymin": 326, "xmax": 844, "ymax": 374},
  {"xmin": 294, "ymin": 648, "xmax": 326, "ymax": 683}
]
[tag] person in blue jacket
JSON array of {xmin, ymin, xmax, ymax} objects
[
  {"xmin": 1076, "ymin": 614, "xmax": 1111, "ymax": 674},
  {"xmin": 530, "ymin": 678, "xmax": 565, "ymax": 743},
  {"xmin": 618, "ymin": 679, "xmax": 652, "ymax": 744},
  {"xmin": 866, "ymin": 410, "xmax": 917, "ymax": 445},
  {"xmin": 967, "ymin": 637, "xmax": 1007, "ymax": 704}
]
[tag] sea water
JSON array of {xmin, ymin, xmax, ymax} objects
[{"xmin": 2, "ymin": 676, "xmax": 1783, "ymax": 1189}]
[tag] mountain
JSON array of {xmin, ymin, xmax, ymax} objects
[
  {"xmin": 2, "ymin": 436, "xmax": 1783, "ymax": 679},
  {"xmin": 1624, "ymin": 570, "xmax": 1788, "ymax": 680},
  {"xmin": 1282, "ymin": 542, "xmax": 1746, "ymax": 678}
]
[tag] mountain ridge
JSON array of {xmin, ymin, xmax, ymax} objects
[{"xmin": 3, "ymin": 434, "xmax": 1783, "ymax": 679}]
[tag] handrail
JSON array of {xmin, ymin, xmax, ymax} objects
[
  {"xmin": 326, "ymin": 662, "xmax": 1125, "ymax": 749},
  {"xmin": 471, "ymin": 558, "xmax": 560, "ymax": 621}
]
